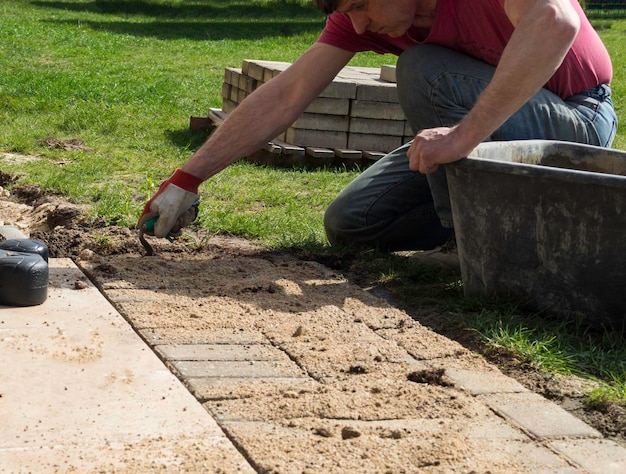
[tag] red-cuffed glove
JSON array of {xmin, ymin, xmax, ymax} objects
[{"xmin": 137, "ymin": 168, "xmax": 202, "ymax": 238}]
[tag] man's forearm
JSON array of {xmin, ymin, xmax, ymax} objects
[{"xmin": 182, "ymin": 79, "xmax": 306, "ymax": 181}]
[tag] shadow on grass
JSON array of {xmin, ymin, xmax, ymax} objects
[
  {"xmin": 44, "ymin": 18, "xmax": 324, "ymax": 40},
  {"xmin": 166, "ymin": 128, "xmax": 212, "ymax": 152},
  {"xmin": 32, "ymin": 0, "xmax": 325, "ymax": 41},
  {"xmin": 33, "ymin": 0, "xmax": 325, "ymax": 19},
  {"xmin": 34, "ymin": 0, "xmax": 326, "ymax": 40}
]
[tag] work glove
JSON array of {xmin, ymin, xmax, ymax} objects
[{"xmin": 137, "ymin": 168, "xmax": 202, "ymax": 239}]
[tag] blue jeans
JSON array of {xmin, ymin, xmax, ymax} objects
[{"xmin": 324, "ymin": 45, "xmax": 618, "ymax": 251}]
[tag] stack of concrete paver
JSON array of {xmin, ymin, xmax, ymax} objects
[{"xmin": 205, "ymin": 60, "xmax": 413, "ymax": 168}]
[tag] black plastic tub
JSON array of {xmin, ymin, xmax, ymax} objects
[{"xmin": 446, "ymin": 140, "xmax": 626, "ymax": 330}]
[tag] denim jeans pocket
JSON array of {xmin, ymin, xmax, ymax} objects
[{"xmin": 567, "ymin": 97, "xmax": 617, "ymax": 147}]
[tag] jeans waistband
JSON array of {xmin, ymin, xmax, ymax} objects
[
  {"xmin": 579, "ymin": 83, "xmax": 611, "ymax": 101},
  {"xmin": 567, "ymin": 83, "xmax": 611, "ymax": 111}
]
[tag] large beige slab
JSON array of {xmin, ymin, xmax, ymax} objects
[{"xmin": 0, "ymin": 259, "xmax": 253, "ymax": 473}]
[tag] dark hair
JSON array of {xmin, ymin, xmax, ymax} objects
[{"xmin": 312, "ymin": 0, "xmax": 338, "ymax": 14}]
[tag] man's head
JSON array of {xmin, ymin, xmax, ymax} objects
[
  {"xmin": 315, "ymin": 1, "xmax": 433, "ymax": 38},
  {"xmin": 312, "ymin": 0, "xmax": 339, "ymax": 14}
]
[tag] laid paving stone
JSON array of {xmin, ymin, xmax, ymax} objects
[
  {"xmin": 171, "ymin": 359, "xmax": 305, "ymax": 379},
  {"xmin": 481, "ymin": 391, "xmax": 602, "ymax": 439},
  {"xmin": 339, "ymin": 296, "xmax": 412, "ymax": 330},
  {"xmin": 101, "ymin": 289, "xmax": 261, "ymax": 330},
  {"xmin": 141, "ymin": 327, "xmax": 268, "ymax": 345},
  {"xmin": 327, "ymin": 416, "xmax": 527, "ymax": 441},
  {"xmin": 467, "ymin": 438, "xmax": 579, "ymax": 473},
  {"xmin": 70, "ymin": 248, "xmax": 626, "ymax": 472},
  {"xmin": 218, "ymin": 419, "xmax": 572, "ymax": 473},
  {"xmin": 377, "ymin": 325, "xmax": 474, "ymax": 361},
  {"xmin": 549, "ymin": 438, "xmax": 626, "ymax": 473},
  {"xmin": 155, "ymin": 343, "xmax": 282, "ymax": 361},
  {"xmin": 278, "ymin": 341, "xmax": 414, "ymax": 380},
  {"xmin": 260, "ymin": 307, "xmax": 380, "ymax": 345},
  {"xmin": 188, "ymin": 376, "xmax": 317, "ymax": 401},
  {"xmin": 463, "ymin": 418, "xmax": 528, "ymax": 441},
  {"xmin": 444, "ymin": 367, "xmax": 530, "ymax": 394},
  {"xmin": 205, "ymin": 361, "xmax": 479, "ymax": 423}
]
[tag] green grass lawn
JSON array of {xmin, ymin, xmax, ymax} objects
[
  {"xmin": 0, "ymin": 0, "xmax": 394, "ymax": 234},
  {"xmin": 1, "ymin": 0, "xmax": 626, "ymax": 408}
]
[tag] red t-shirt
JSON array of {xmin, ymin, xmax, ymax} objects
[{"xmin": 317, "ymin": 0, "xmax": 612, "ymax": 98}]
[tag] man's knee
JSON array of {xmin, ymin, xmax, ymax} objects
[
  {"xmin": 323, "ymin": 199, "xmax": 340, "ymax": 247},
  {"xmin": 396, "ymin": 45, "xmax": 449, "ymax": 130},
  {"xmin": 323, "ymin": 194, "xmax": 353, "ymax": 248},
  {"xmin": 396, "ymin": 44, "xmax": 448, "ymax": 88}
]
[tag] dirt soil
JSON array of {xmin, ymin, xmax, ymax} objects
[{"xmin": 1, "ymin": 175, "xmax": 625, "ymax": 471}]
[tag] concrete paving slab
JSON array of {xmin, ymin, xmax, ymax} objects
[
  {"xmin": 188, "ymin": 376, "xmax": 317, "ymax": 401},
  {"xmin": 0, "ymin": 259, "xmax": 253, "ymax": 473},
  {"xmin": 141, "ymin": 327, "xmax": 269, "ymax": 345},
  {"xmin": 171, "ymin": 359, "xmax": 306, "ymax": 379},
  {"xmin": 482, "ymin": 391, "xmax": 603, "ymax": 439},
  {"xmin": 444, "ymin": 367, "xmax": 530, "ymax": 394},
  {"xmin": 549, "ymin": 438, "xmax": 626, "ymax": 473},
  {"xmin": 154, "ymin": 342, "xmax": 286, "ymax": 361}
]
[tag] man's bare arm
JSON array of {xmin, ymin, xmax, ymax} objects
[
  {"xmin": 454, "ymin": 0, "xmax": 580, "ymax": 149},
  {"xmin": 409, "ymin": 0, "xmax": 580, "ymax": 173},
  {"xmin": 182, "ymin": 43, "xmax": 355, "ymax": 180}
]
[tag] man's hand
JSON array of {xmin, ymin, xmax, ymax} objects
[
  {"xmin": 407, "ymin": 125, "xmax": 475, "ymax": 174},
  {"xmin": 137, "ymin": 168, "xmax": 202, "ymax": 238}
]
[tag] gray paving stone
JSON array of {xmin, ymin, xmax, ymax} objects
[
  {"xmin": 155, "ymin": 343, "xmax": 286, "ymax": 361},
  {"xmin": 319, "ymin": 79, "xmax": 357, "ymax": 99},
  {"xmin": 468, "ymin": 439, "xmax": 579, "ymax": 473},
  {"xmin": 350, "ymin": 99, "xmax": 405, "ymax": 120},
  {"xmin": 237, "ymin": 73, "xmax": 255, "ymax": 93},
  {"xmin": 348, "ymin": 132, "xmax": 402, "ymax": 154},
  {"xmin": 292, "ymin": 112, "xmax": 349, "ymax": 132},
  {"xmin": 286, "ymin": 127, "xmax": 347, "ymax": 149},
  {"xmin": 242, "ymin": 59, "xmax": 266, "ymax": 81},
  {"xmin": 171, "ymin": 359, "xmax": 306, "ymax": 379},
  {"xmin": 445, "ymin": 368, "xmax": 530, "ymax": 394},
  {"xmin": 141, "ymin": 327, "xmax": 268, "ymax": 345},
  {"xmin": 187, "ymin": 376, "xmax": 315, "ymax": 400},
  {"xmin": 380, "ymin": 64, "xmax": 397, "ymax": 83},
  {"xmin": 481, "ymin": 392, "xmax": 602, "ymax": 439},
  {"xmin": 340, "ymin": 417, "xmax": 527, "ymax": 440},
  {"xmin": 224, "ymin": 67, "xmax": 242, "ymax": 86},
  {"xmin": 0, "ymin": 225, "xmax": 27, "ymax": 239},
  {"xmin": 377, "ymin": 326, "xmax": 472, "ymax": 360},
  {"xmin": 305, "ymin": 97, "xmax": 351, "ymax": 116},
  {"xmin": 355, "ymin": 81, "xmax": 399, "ymax": 102},
  {"xmin": 349, "ymin": 117, "xmax": 405, "ymax": 136},
  {"xmin": 549, "ymin": 438, "xmax": 626, "ymax": 473},
  {"xmin": 222, "ymin": 97, "xmax": 237, "ymax": 114},
  {"xmin": 217, "ymin": 419, "xmax": 577, "ymax": 473}
]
